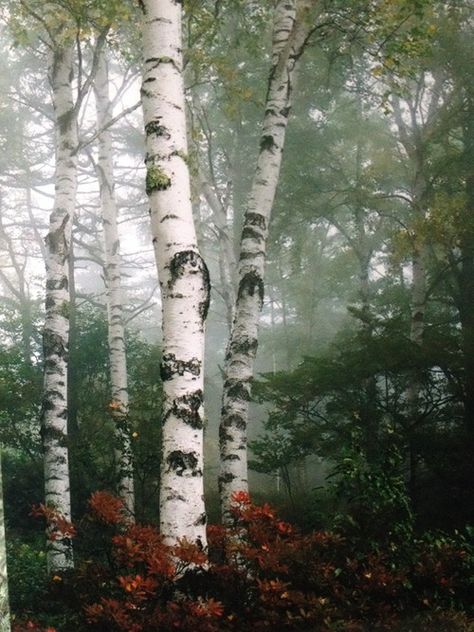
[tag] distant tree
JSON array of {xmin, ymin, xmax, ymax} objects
[{"xmin": 94, "ymin": 48, "xmax": 135, "ymax": 519}]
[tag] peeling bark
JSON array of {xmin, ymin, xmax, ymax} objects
[
  {"xmin": 94, "ymin": 51, "xmax": 135, "ymax": 519},
  {"xmin": 141, "ymin": 0, "xmax": 209, "ymax": 546},
  {"xmin": 219, "ymin": 0, "xmax": 317, "ymax": 521},
  {"xmin": 42, "ymin": 43, "xmax": 77, "ymax": 573}
]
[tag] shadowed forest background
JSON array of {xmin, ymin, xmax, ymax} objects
[{"xmin": 0, "ymin": 0, "xmax": 473, "ymax": 630}]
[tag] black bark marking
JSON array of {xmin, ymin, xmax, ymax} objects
[
  {"xmin": 43, "ymin": 331, "xmax": 68, "ymax": 360},
  {"xmin": 227, "ymin": 336, "xmax": 258, "ymax": 358},
  {"xmin": 160, "ymin": 213, "xmax": 180, "ymax": 223},
  {"xmin": 165, "ymin": 390, "xmax": 204, "ymax": 429},
  {"xmin": 169, "ymin": 250, "xmax": 199, "ymax": 283},
  {"xmin": 240, "ymin": 250, "xmax": 265, "ymax": 261},
  {"xmin": 265, "ymin": 107, "xmax": 278, "ymax": 118},
  {"xmin": 241, "ymin": 226, "xmax": 264, "ymax": 243},
  {"xmin": 160, "ymin": 353, "xmax": 201, "ymax": 381},
  {"xmin": 221, "ymin": 413, "xmax": 247, "ymax": 432},
  {"xmin": 245, "ymin": 212, "xmax": 266, "ymax": 230},
  {"xmin": 238, "ymin": 270, "xmax": 264, "ymax": 306},
  {"xmin": 168, "ymin": 250, "xmax": 210, "ymax": 321},
  {"xmin": 145, "ymin": 121, "xmax": 171, "ymax": 138},
  {"xmin": 218, "ymin": 472, "xmax": 236, "ymax": 492},
  {"xmin": 224, "ymin": 379, "xmax": 251, "ymax": 402},
  {"xmin": 260, "ymin": 134, "xmax": 276, "ymax": 152},
  {"xmin": 46, "ymin": 214, "xmax": 69, "ymax": 256},
  {"xmin": 199, "ymin": 259, "xmax": 211, "ymax": 321},
  {"xmin": 41, "ymin": 425, "xmax": 68, "ymax": 447},
  {"xmin": 57, "ymin": 109, "xmax": 74, "ymax": 135},
  {"xmin": 219, "ymin": 425, "xmax": 233, "ymax": 445},
  {"xmin": 166, "ymin": 450, "xmax": 201, "ymax": 477},
  {"xmin": 46, "ymin": 276, "xmax": 68, "ymax": 291}
]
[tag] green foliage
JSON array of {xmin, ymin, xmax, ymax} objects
[
  {"xmin": 328, "ymin": 441, "xmax": 414, "ymax": 547},
  {"xmin": 7, "ymin": 536, "xmax": 48, "ymax": 618},
  {"xmin": 0, "ymin": 348, "xmax": 42, "ymax": 455}
]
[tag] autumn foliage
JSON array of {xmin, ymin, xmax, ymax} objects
[{"xmin": 24, "ymin": 491, "xmax": 474, "ymax": 631}]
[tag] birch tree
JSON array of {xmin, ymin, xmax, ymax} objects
[
  {"xmin": 10, "ymin": 1, "xmax": 110, "ymax": 571},
  {"xmin": 41, "ymin": 33, "xmax": 78, "ymax": 572},
  {"xmin": 141, "ymin": 0, "xmax": 210, "ymax": 546},
  {"xmin": 94, "ymin": 50, "xmax": 135, "ymax": 519},
  {"xmin": 218, "ymin": 0, "xmax": 317, "ymax": 520}
]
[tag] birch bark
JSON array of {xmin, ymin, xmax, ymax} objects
[
  {"xmin": 219, "ymin": 0, "xmax": 316, "ymax": 520},
  {"xmin": 141, "ymin": 0, "xmax": 210, "ymax": 545},
  {"xmin": 94, "ymin": 51, "xmax": 135, "ymax": 518},
  {"xmin": 0, "ymin": 451, "xmax": 10, "ymax": 632},
  {"xmin": 42, "ymin": 42, "xmax": 77, "ymax": 572}
]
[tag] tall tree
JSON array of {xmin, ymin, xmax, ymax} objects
[
  {"xmin": 141, "ymin": 0, "xmax": 210, "ymax": 545},
  {"xmin": 41, "ymin": 31, "xmax": 78, "ymax": 572},
  {"xmin": 218, "ymin": 0, "xmax": 317, "ymax": 520},
  {"xmin": 15, "ymin": 1, "xmax": 110, "ymax": 571},
  {"xmin": 94, "ymin": 49, "xmax": 135, "ymax": 519}
]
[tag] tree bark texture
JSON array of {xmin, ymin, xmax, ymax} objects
[
  {"xmin": 0, "ymin": 452, "xmax": 10, "ymax": 632},
  {"xmin": 94, "ymin": 51, "xmax": 135, "ymax": 518},
  {"xmin": 218, "ymin": 0, "xmax": 315, "ymax": 521},
  {"xmin": 141, "ymin": 0, "xmax": 210, "ymax": 546},
  {"xmin": 41, "ymin": 43, "xmax": 77, "ymax": 573}
]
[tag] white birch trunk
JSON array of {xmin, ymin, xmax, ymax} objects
[
  {"xmin": 94, "ymin": 52, "xmax": 135, "ymax": 519},
  {"xmin": 219, "ymin": 0, "xmax": 315, "ymax": 521},
  {"xmin": 0, "ymin": 451, "xmax": 10, "ymax": 632},
  {"xmin": 141, "ymin": 0, "xmax": 209, "ymax": 546},
  {"xmin": 42, "ymin": 43, "xmax": 77, "ymax": 572}
]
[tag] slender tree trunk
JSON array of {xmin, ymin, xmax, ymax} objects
[
  {"xmin": 42, "ymin": 43, "xmax": 77, "ymax": 573},
  {"xmin": 141, "ymin": 0, "xmax": 210, "ymax": 546},
  {"xmin": 219, "ymin": 0, "xmax": 316, "ymax": 521},
  {"xmin": 0, "ymin": 451, "xmax": 10, "ymax": 632},
  {"xmin": 94, "ymin": 51, "xmax": 135, "ymax": 518}
]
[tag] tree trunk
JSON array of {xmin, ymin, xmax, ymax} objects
[
  {"xmin": 94, "ymin": 51, "xmax": 135, "ymax": 518},
  {"xmin": 42, "ymin": 43, "xmax": 77, "ymax": 573},
  {"xmin": 218, "ymin": 0, "xmax": 316, "ymax": 521},
  {"xmin": 0, "ymin": 451, "xmax": 10, "ymax": 632},
  {"xmin": 141, "ymin": 0, "xmax": 210, "ymax": 546}
]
